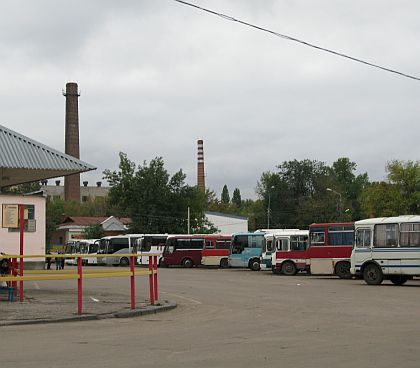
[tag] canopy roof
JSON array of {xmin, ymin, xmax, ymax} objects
[{"xmin": 0, "ymin": 124, "xmax": 96, "ymax": 188}]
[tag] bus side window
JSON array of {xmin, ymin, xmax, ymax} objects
[
  {"xmin": 276, "ymin": 238, "xmax": 289, "ymax": 251},
  {"xmin": 310, "ymin": 231, "xmax": 325, "ymax": 245},
  {"xmin": 205, "ymin": 240, "xmax": 214, "ymax": 249}
]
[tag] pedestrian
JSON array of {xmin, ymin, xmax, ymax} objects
[
  {"xmin": 56, "ymin": 251, "xmax": 62, "ymax": 270},
  {"xmin": 46, "ymin": 251, "xmax": 51, "ymax": 270}
]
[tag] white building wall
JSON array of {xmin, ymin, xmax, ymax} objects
[
  {"xmin": 0, "ymin": 194, "xmax": 46, "ymax": 268},
  {"xmin": 205, "ymin": 212, "xmax": 248, "ymax": 235}
]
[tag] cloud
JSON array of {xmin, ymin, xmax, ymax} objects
[{"xmin": 1, "ymin": 0, "xmax": 419, "ymax": 199}]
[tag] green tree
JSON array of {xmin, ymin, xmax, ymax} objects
[
  {"xmin": 386, "ymin": 160, "xmax": 420, "ymax": 214},
  {"xmin": 103, "ymin": 153, "xmax": 213, "ymax": 234},
  {"xmin": 360, "ymin": 182, "xmax": 406, "ymax": 217},
  {"xmin": 232, "ymin": 188, "xmax": 242, "ymax": 207},
  {"xmin": 83, "ymin": 224, "xmax": 105, "ymax": 239},
  {"xmin": 221, "ymin": 185, "xmax": 230, "ymax": 204}
]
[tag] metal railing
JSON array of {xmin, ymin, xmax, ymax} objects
[{"xmin": 0, "ymin": 253, "xmax": 159, "ymax": 315}]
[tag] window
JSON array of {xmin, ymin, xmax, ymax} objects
[
  {"xmin": 89, "ymin": 243, "xmax": 99, "ymax": 253},
  {"xmin": 231, "ymin": 235, "xmax": 247, "ymax": 254},
  {"xmin": 191, "ymin": 239, "xmax": 204, "ymax": 249},
  {"xmin": 290, "ymin": 236, "xmax": 309, "ymax": 251},
  {"xmin": 251, "ymin": 235, "xmax": 264, "ymax": 248},
  {"xmin": 276, "ymin": 238, "xmax": 289, "ymax": 251},
  {"xmin": 400, "ymin": 223, "xmax": 420, "ymax": 247},
  {"xmin": 108, "ymin": 238, "xmax": 129, "ymax": 253},
  {"xmin": 216, "ymin": 240, "xmax": 230, "ymax": 250},
  {"xmin": 355, "ymin": 229, "xmax": 371, "ymax": 247},
  {"xmin": 328, "ymin": 228, "xmax": 354, "ymax": 246},
  {"xmin": 205, "ymin": 240, "xmax": 214, "ymax": 249},
  {"xmin": 310, "ymin": 231, "xmax": 325, "ymax": 245},
  {"xmin": 374, "ymin": 224, "xmax": 399, "ymax": 247},
  {"xmin": 82, "ymin": 196, "xmax": 89, "ymax": 202},
  {"xmin": 266, "ymin": 240, "xmax": 275, "ymax": 252},
  {"xmin": 176, "ymin": 239, "xmax": 190, "ymax": 250}
]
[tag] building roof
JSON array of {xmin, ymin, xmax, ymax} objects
[
  {"xmin": 205, "ymin": 211, "xmax": 248, "ymax": 221},
  {"xmin": 59, "ymin": 216, "xmax": 132, "ymax": 227},
  {"xmin": 0, "ymin": 124, "xmax": 96, "ymax": 188}
]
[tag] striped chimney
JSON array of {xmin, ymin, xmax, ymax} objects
[
  {"xmin": 63, "ymin": 82, "xmax": 81, "ymax": 202},
  {"xmin": 197, "ymin": 139, "xmax": 205, "ymax": 192}
]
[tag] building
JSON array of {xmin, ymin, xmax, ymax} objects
[
  {"xmin": 205, "ymin": 211, "xmax": 248, "ymax": 235},
  {"xmin": 0, "ymin": 124, "xmax": 96, "ymax": 268},
  {"xmin": 51, "ymin": 216, "xmax": 132, "ymax": 246},
  {"xmin": 40, "ymin": 180, "xmax": 109, "ymax": 202}
]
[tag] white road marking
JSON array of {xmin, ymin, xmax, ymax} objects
[
  {"xmin": 90, "ymin": 297, "xmax": 100, "ymax": 302},
  {"xmin": 160, "ymin": 291, "xmax": 202, "ymax": 305}
]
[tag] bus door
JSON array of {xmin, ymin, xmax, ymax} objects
[
  {"xmin": 242, "ymin": 235, "xmax": 261, "ymax": 265},
  {"xmin": 229, "ymin": 235, "xmax": 247, "ymax": 267},
  {"xmin": 308, "ymin": 227, "xmax": 332, "ymax": 274}
]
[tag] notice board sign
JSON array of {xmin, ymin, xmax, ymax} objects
[{"xmin": 2, "ymin": 204, "xmax": 19, "ymax": 228}]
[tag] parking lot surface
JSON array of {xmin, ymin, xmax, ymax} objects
[{"xmin": 1, "ymin": 267, "xmax": 420, "ymax": 368}]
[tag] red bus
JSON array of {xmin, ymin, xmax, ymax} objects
[
  {"xmin": 201, "ymin": 236, "xmax": 231, "ymax": 268},
  {"xmin": 273, "ymin": 222, "xmax": 354, "ymax": 278},
  {"xmin": 161, "ymin": 235, "xmax": 230, "ymax": 268}
]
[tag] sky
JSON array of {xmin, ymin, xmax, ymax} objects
[{"xmin": 1, "ymin": 0, "xmax": 419, "ymax": 199}]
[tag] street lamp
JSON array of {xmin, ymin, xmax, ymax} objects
[
  {"xmin": 326, "ymin": 187, "xmax": 342, "ymax": 219},
  {"xmin": 267, "ymin": 186, "xmax": 275, "ymax": 229}
]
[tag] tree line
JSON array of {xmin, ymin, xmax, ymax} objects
[{"xmin": 8, "ymin": 154, "xmax": 417, "ymax": 241}]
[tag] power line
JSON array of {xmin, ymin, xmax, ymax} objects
[{"xmin": 173, "ymin": 0, "xmax": 420, "ymax": 81}]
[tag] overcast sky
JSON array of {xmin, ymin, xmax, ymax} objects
[{"xmin": 1, "ymin": 0, "xmax": 419, "ymax": 199}]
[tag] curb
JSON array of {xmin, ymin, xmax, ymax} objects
[{"xmin": 0, "ymin": 301, "xmax": 177, "ymax": 327}]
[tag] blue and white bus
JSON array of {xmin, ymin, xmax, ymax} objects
[
  {"xmin": 228, "ymin": 231, "xmax": 266, "ymax": 271},
  {"xmin": 351, "ymin": 215, "xmax": 420, "ymax": 285}
]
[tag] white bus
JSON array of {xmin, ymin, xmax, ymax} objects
[
  {"xmin": 80, "ymin": 239, "xmax": 100, "ymax": 265},
  {"xmin": 260, "ymin": 229, "xmax": 300, "ymax": 270},
  {"xmin": 135, "ymin": 234, "xmax": 168, "ymax": 266},
  {"xmin": 351, "ymin": 215, "xmax": 420, "ymax": 285},
  {"xmin": 97, "ymin": 234, "xmax": 143, "ymax": 266}
]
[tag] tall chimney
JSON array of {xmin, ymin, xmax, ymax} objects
[
  {"xmin": 197, "ymin": 139, "xmax": 205, "ymax": 192},
  {"xmin": 63, "ymin": 82, "xmax": 81, "ymax": 202}
]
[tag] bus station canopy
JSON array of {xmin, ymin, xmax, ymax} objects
[{"xmin": 0, "ymin": 124, "xmax": 96, "ymax": 188}]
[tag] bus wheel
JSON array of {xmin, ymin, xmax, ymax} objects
[
  {"xmin": 281, "ymin": 261, "xmax": 297, "ymax": 276},
  {"xmin": 363, "ymin": 263, "xmax": 383, "ymax": 285},
  {"xmin": 335, "ymin": 262, "xmax": 352, "ymax": 279},
  {"xmin": 182, "ymin": 258, "xmax": 193, "ymax": 268},
  {"xmin": 389, "ymin": 276, "xmax": 409, "ymax": 286},
  {"xmin": 220, "ymin": 258, "xmax": 229, "ymax": 268},
  {"xmin": 249, "ymin": 259, "xmax": 260, "ymax": 271},
  {"xmin": 119, "ymin": 257, "xmax": 130, "ymax": 267}
]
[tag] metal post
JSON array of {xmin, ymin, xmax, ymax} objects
[
  {"xmin": 77, "ymin": 256, "xmax": 83, "ymax": 315},
  {"xmin": 19, "ymin": 204, "xmax": 24, "ymax": 302},
  {"xmin": 153, "ymin": 255, "xmax": 158, "ymax": 303},
  {"xmin": 130, "ymin": 255, "xmax": 135, "ymax": 309},
  {"xmin": 12, "ymin": 258, "xmax": 17, "ymax": 297},
  {"xmin": 187, "ymin": 207, "xmax": 190, "ymax": 235},
  {"xmin": 149, "ymin": 256, "xmax": 155, "ymax": 305}
]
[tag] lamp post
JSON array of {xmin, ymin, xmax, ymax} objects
[
  {"xmin": 267, "ymin": 186, "xmax": 275, "ymax": 229},
  {"xmin": 326, "ymin": 188, "xmax": 342, "ymax": 220}
]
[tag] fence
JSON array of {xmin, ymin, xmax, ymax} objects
[{"xmin": 0, "ymin": 253, "xmax": 159, "ymax": 315}]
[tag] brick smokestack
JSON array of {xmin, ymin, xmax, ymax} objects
[
  {"xmin": 197, "ymin": 139, "xmax": 205, "ymax": 192},
  {"xmin": 63, "ymin": 82, "xmax": 81, "ymax": 202}
]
